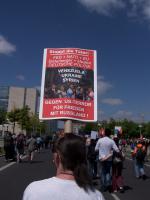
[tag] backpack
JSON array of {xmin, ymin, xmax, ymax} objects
[{"xmin": 136, "ymin": 149, "xmax": 145, "ymax": 162}]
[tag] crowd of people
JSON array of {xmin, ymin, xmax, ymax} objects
[
  {"xmin": 2, "ymin": 129, "xmax": 150, "ymax": 199},
  {"xmin": 23, "ymin": 133, "xmax": 105, "ymax": 200},
  {"xmin": 44, "ymin": 83, "xmax": 94, "ymax": 101},
  {"xmin": 3, "ymin": 132, "xmax": 52, "ymax": 163},
  {"xmin": 86, "ymin": 129, "xmax": 125, "ymax": 193}
]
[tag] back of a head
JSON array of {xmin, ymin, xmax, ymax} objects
[
  {"xmin": 137, "ymin": 143, "xmax": 142, "ymax": 149},
  {"xmin": 105, "ymin": 128, "xmax": 111, "ymax": 137},
  {"xmin": 56, "ymin": 133, "xmax": 86, "ymax": 169},
  {"xmin": 56, "ymin": 133, "xmax": 94, "ymax": 191}
]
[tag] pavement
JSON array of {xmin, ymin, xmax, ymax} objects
[
  {"xmin": 0, "ymin": 149, "xmax": 55, "ymax": 200},
  {"xmin": 0, "ymin": 149, "xmax": 150, "ymax": 200}
]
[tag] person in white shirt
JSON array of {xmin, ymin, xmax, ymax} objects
[
  {"xmin": 23, "ymin": 133, "xmax": 105, "ymax": 200},
  {"xmin": 95, "ymin": 128, "xmax": 119, "ymax": 192}
]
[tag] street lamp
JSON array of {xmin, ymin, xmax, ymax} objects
[{"xmin": 138, "ymin": 124, "xmax": 142, "ymax": 138}]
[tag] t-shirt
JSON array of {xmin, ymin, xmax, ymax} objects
[
  {"xmin": 23, "ymin": 177, "xmax": 104, "ymax": 200},
  {"xmin": 95, "ymin": 137, "xmax": 119, "ymax": 161}
]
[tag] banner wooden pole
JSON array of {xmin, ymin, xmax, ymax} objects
[{"xmin": 64, "ymin": 120, "xmax": 72, "ymax": 134}]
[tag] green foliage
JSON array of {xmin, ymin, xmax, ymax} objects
[
  {"xmin": 17, "ymin": 106, "xmax": 30, "ymax": 131},
  {"xmin": 27, "ymin": 114, "xmax": 46, "ymax": 135},
  {"xmin": 83, "ymin": 122, "xmax": 97, "ymax": 133},
  {"xmin": 7, "ymin": 108, "xmax": 20, "ymax": 123},
  {"xmin": 0, "ymin": 109, "xmax": 7, "ymax": 124},
  {"xmin": 7, "ymin": 108, "xmax": 21, "ymax": 133},
  {"xmin": 7, "ymin": 106, "xmax": 46, "ymax": 135},
  {"xmin": 82, "ymin": 118, "xmax": 150, "ymax": 138},
  {"xmin": 144, "ymin": 122, "xmax": 150, "ymax": 137}
]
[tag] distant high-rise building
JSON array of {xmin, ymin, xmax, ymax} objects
[
  {"xmin": 0, "ymin": 86, "xmax": 9, "ymax": 111},
  {"xmin": 8, "ymin": 87, "xmax": 25, "ymax": 111},
  {"xmin": 0, "ymin": 86, "xmax": 39, "ymax": 114},
  {"xmin": 25, "ymin": 88, "xmax": 39, "ymax": 114}
]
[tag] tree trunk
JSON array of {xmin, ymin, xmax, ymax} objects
[{"xmin": 13, "ymin": 122, "xmax": 15, "ymax": 134}]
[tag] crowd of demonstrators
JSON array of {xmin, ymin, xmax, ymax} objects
[
  {"xmin": 3, "ymin": 131, "xmax": 53, "ymax": 163},
  {"xmin": 23, "ymin": 133, "xmax": 105, "ymax": 200},
  {"xmin": 4, "ymin": 128, "xmax": 150, "ymax": 198},
  {"xmin": 50, "ymin": 131, "xmax": 150, "ymax": 192},
  {"xmin": 44, "ymin": 83, "xmax": 94, "ymax": 101},
  {"xmin": 84, "ymin": 129, "xmax": 126, "ymax": 193}
]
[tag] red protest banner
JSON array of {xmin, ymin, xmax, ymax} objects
[{"xmin": 39, "ymin": 48, "xmax": 97, "ymax": 122}]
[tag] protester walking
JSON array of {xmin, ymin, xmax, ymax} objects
[
  {"xmin": 112, "ymin": 136, "xmax": 124, "ymax": 193},
  {"xmin": 95, "ymin": 128, "xmax": 119, "ymax": 192},
  {"xmin": 132, "ymin": 142, "xmax": 146, "ymax": 179},
  {"xmin": 27, "ymin": 135, "xmax": 37, "ymax": 163},
  {"xmin": 4, "ymin": 132, "xmax": 16, "ymax": 162},
  {"xmin": 36, "ymin": 136, "xmax": 42, "ymax": 153},
  {"xmin": 16, "ymin": 133, "xmax": 25, "ymax": 163},
  {"xmin": 23, "ymin": 133, "xmax": 105, "ymax": 200},
  {"xmin": 87, "ymin": 139, "xmax": 98, "ymax": 179}
]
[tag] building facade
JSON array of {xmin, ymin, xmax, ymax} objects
[
  {"xmin": 25, "ymin": 88, "xmax": 39, "ymax": 114},
  {"xmin": 0, "ymin": 86, "xmax": 9, "ymax": 111},
  {"xmin": 0, "ymin": 86, "xmax": 39, "ymax": 135},
  {"xmin": 7, "ymin": 86, "xmax": 39, "ymax": 114},
  {"xmin": 7, "ymin": 87, "xmax": 25, "ymax": 112}
]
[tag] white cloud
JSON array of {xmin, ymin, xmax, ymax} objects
[
  {"xmin": 0, "ymin": 35, "xmax": 16, "ymax": 55},
  {"xmin": 16, "ymin": 75, "xmax": 25, "ymax": 81},
  {"xmin": 139, "ymin": 0, "xmax": 150, "ymax": 20},
  {"xmin": 78, "ymin": 0, "xmax": 125, "ymax": 15},
  {"xmin": 113, "ymin": 110, "xmax": 133, "ymax": 120},
  {"xmin": 97, "ymin": 75, "xmax": 113, "ymax": 95},
  {"xmin": 128, "ymin": 0, "xmax": 150, "ymax": 20},
  {"xmin": 77, "ymin": 0, "xmax": 150, "ymax": 22},
  {"xmin": 102, "ymin": 98, "xmax": 123, "ymax": 105}
]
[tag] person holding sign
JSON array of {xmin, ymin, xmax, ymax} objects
[{"xmin": 23, "ymin": 134, "xmax": 105, "ymax": 200}]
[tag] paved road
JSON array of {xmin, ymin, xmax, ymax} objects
[
  {"xmin": 0, "ymin": 150, "xmax": 150, "ymax": 200},
  {"xmin": 0, "ymin": 150, "xmax": 55, "ymax": 200}
]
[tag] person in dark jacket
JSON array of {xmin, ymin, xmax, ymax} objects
[
  {"xmin": 87, "ymin": 139, "xmax": 98, "ymax": 179},
  {"xmin": 4, "ymin": 132, "xmax": 15, "ymax": 161},
  {"xmin": 112, "ymin": 136, "xmax": 124, "ymax": 193}
]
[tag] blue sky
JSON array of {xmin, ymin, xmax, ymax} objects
[{"xmin": 0, "ymin": 0, "xmax": 150, "ymax": 122}]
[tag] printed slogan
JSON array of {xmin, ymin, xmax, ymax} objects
[{"xmin": 39, "ymin": 48, "xmax": 97, "ymax": 122}]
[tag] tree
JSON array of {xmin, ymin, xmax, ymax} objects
[
  {"xmin": 0, "ymin": 109, "xmax": 7, "ymax": 125},
  {"xmin": 107, "ymin": 118, "xmax": 116, "ymax": 132},
  {"xmin": 7, "ymin": 108, "xmax": 20, "ymax": 133},
  {"xmin": 27, "ymin": 114, "xmax": 46, "ymax": 136},
  {"xmin": 82, "ymin": 122, "xmax": 97, "ymax": 134},
  {"xmin": 144, "ymin": 122, "xmax": 150, "ymax": 138},
  {"xmin": 37, "ymin": 120, "xmax": 46, "ymax": 136},
  {"xmin": 29, "ymin": 114, "xmax": 39, "ymax": 135},
  {"xmin": 17, "ymin": 106, "xmax": 30, "ymax": 131}
]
